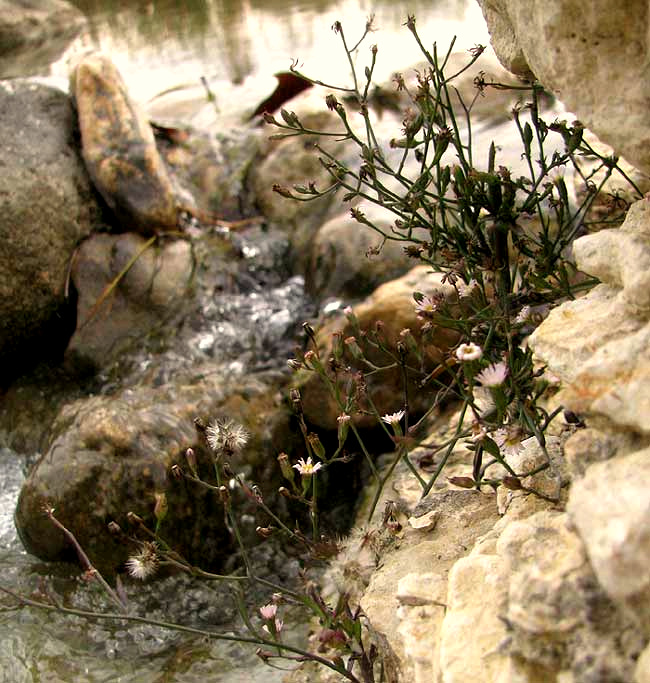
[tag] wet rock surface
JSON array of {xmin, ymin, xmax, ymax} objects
[
  {"xmin": 0, "ymin": 80, "xmax": 102, "ymax": 383},
  {"xmin": 71, "ymin": 53, "xmax": 182, "ymax": 233}
]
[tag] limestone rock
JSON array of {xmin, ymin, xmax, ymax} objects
[
  {"xmin": 567, "ymin": 447, "xmax": 650, "ymax": 630},
  {"xmin": 476, "ymin": 0, "xmax": 650, "ymax": 174},
  {"xmin": 438, "ymin": 553, "xmax": 509, "ymax": 683},
  {"xmin": 0, "ymin": 80, "xmax": 101, "ymax": 381},
  {"xmin": 71, "ymin": 53, "xmax": 180, "ymax": 233},
  {"xmin": 360, "ymin": 489, "xmax": 500, "ymax": 683},
  {"xmin": 529, "ymin": 199, "xmax": 650, "ymax": 434}
]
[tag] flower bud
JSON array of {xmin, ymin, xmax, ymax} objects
[
  {"xmin": 127, "ymin": 511, "xmax": 144, "ymax": 526},
  {"xmin": 344, "ymin": 336, "xmax": 363, "ymax": 360},
  {"xmin": 218, "ymin": 485, "xmax": 230, "ymax": 505},
  {"xmin": 447, "ymin": 476, "xmax": 476, "ymax": 489},
  {"xmin": 277, "ymin": 453, "xmax": 295, "ymax": 483},
  {"xmin": 107, "ymin": 521, "xmax": 122, "ymax": 535},
  {"xmin": 501, "ymin": 476, "xmax": 523, "ymax": 491},
  {"xmin": 170, "ymin": 464, "xmax": 183, "ymax": 480},
  {"xmin": 307, "ymin": 433, "xmax": 326, "ymax": 460},
  {"xmin": 154, "ymin": 492, "xmax": 168, "ymax": 523},
  {"xmin": 185, "ymin": 448, "xmax": 198, "ymax": 477}
]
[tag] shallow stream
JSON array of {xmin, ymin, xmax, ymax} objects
[{"xmin": 0, "ymin": 1, "xmax": 571, "ymax": 680}]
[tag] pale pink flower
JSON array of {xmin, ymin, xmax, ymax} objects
[
  {"xmin": 476, "ymin": 361, "xmax": 508, "ymax": 387},
  {"xmin": 259, "ymin": 603, "xmax": 277, "ymax": 620},
  {"xmin": 455, "ymin": 342, "xmax": 482, "ymax": 362},
  {"xmin": 494, "ymin": 426, "xmax": 525, "ymax": 457},
  {"xmin": 293, "ymin": 457, "xmax": 323, "ymax": 476},
  {"xmin": 381, "ymin": 410, "xmax": 405, "ymax": 426},
  {"xmin": 262, "ymin": 619, "xmax": 284, "ymax": 635},
  {"xmin": 414, "ymin": 293, "xmax": 443, "ymax": 319}
]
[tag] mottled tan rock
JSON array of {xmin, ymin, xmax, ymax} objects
[
  {"xmin": 305, "ymin": 205, "xmax": 412, "ymax": 303},
  {"xmin": 66, "ymin": 232, "xmax": 194, "ymax": 370},
  {"xmin": 360, "ymin": 489, "xmax": 500, "ymax": 683},
  {"xmin": 298, "ymin": 265, "xmax": 460, "ymax": 429},
  {"xmin": 71, "ymin": 53, "xmax": 180, "ymax": 233},
  {"xmin": 567, "ymin": 448, "xmax": 650, "ymax": 623},
  {"xmin": 529, "ymin": 199, "xmax": 650, "ymax": 434},
  {"xmin": 438, "ymin": 554, "xmax": 509, "ymax": 682},
  {"xmin": 476, "ymin": 0, "xmax": 650, "ymax": 174},
  {"xmin": 636, "ymin": 643, "xmax": 650, "ymax": 683}
]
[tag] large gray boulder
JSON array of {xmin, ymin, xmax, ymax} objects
[
  {"xmin": 0, "ymin": 80, "xmax": 101, "ymax": 382},
  {"xmin": 0, "ymin": 0, "xmax": 86, "ymax": 78}
]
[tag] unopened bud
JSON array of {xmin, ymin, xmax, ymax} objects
[
  {"xmin": 256, "ymin": 648, "xmax": 272, "ymax": 663},
  {"xmin": 325, "ymin": 93, "xmax": 339, "ymax": 110},
  {"xmin": 331, "ymin": 331, "xmax": 344, "ymax": 361},
  {"xmin": 154, "ymin": 492, "xmax": 168, "ymax": 522},
  {"xmin": 277, "ymin": 453, "xmax": 295, "ymax": 482},
  {"xmin": 447, "ymin": 476, "xmax": 476, "ymax": 489},
  {"xmin": 219, "ymin": 485, "xmax": 230, "ymax": 505},
  {"xmin": 170, "ymin": 464, "xmax": 183, "ymax": 480},
  {"xmin": 289, "ymin": 388, "xmax": 303, "ymax": 414},
  {"xmin": 344, "ymin": 336, "xmax": 363, "ymax": 359},
  {"xmin": 278, "ymin": 486, "xmax": 292, "ymax": 498},
  {"xmin": 272, "ymin": 184, "xmax": 294, "ymax": 199},
  {"xmin": 185, "ymin": 447, "xmax": 198, "ymax": 476},
  {"xmin": 501, "ymin": 476, "xmax": 523, "ymax": 491},
  {"xmin": 302, "ymin": 321, "xmax": 316, "ymax": 341},
  {"xmin": 107, "ymin": 521, "xmax": 122, "ymax": 535},
  {"xmin": 344, "ymin": 306, "xmax": 360, "ymax": 335},
  {"xmin": 256, "ymin": 526, "xmax": 275, "ymax": 539},
  {"xmin": 127, "ymin": 511, "xmax": 144, "ymax": 526},
  {"xmin": 303, "ymin": 349, "xmax": 324, "ymax": 372},
  {"xmin": 307, "ymin": 433, "xmax": 326, "ymax": 460},
  {"xmin": 337, "ymin": 413, "xmax": 351, "ymax": 447},
  {"xmin": 287, "ymin": 358, "xmax": 302, "ymax": 372}
]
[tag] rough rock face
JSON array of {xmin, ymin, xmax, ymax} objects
[
  {"xmin": 66, "ymin": 232, "xmax": 195, "ymax": 371},
  {"xmin": 305, "ymin": 205, "xmax": 413, "ymax": 303},
  {"xmin": 0, "ymin": 80, "xmax": 101, "ymax": 381},
  {"xmin": 476, "ymin": 0, "xmax": 650, "ymax": 174},
  {"xmin": 530, "ymin": 199, "xmax": 650, "ymax": 433},
  {"xmin": 71, "ymin": 53, "xmax": 181, "ymax": 233},
  {"xmin": 0, "ymin": 0, "xmax": 86, "ymax": 78},
  {"xmin": 14, "ymin": 368, "xmax": 294, "ymax": 575},
  {"xmin": 297, "ymin": 265, "xmax": 459, "ymax": 430}
]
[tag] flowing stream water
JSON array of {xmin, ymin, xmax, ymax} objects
[{"xmin": 1, "ymin": 1, "xmax": 564, "ymax": 680}]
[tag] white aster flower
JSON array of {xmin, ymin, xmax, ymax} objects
[
  {"xmin": 514, "ymin": 305, "xmax": 531, "ymax": 324},
  {"xmin": 206, "ymin": 418, "xmax": 249, "ymax": 455},
  {"xmin": 476, "ymin": 361, "xmax": 508, "ymax": 387},
  {"xmin": 457, "ymin": 279, "xmax": 479, "ymax": 298},
  {"xmin": 494, "ymin": 426, "xmax": 525, "ymax": 457},
  {"xmin": 381, "ymin": 410, "xmax": 405, "ymax": 426},
  {"xmin": 414, "ymin": 293, "xmax": 444, "ymax": 319},
  {"xmin": 126, "ymin": 542, "xmax": 158, "ymax": 580},
  {"xmin": 293, "ymin": 456, "xmax": 323, "ymax": 476},
  {"xmin": 455, "ymin": 342, "xmax": 482, "ymax": 362}
]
